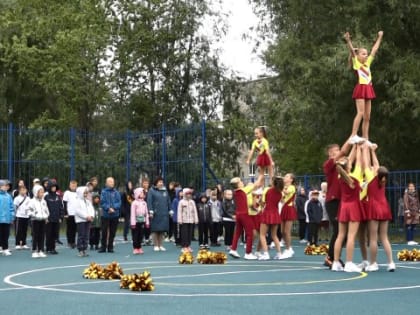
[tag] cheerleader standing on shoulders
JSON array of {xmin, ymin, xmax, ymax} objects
[
  {"xmin": 279, "ymin": 173, "xmax": 297, "ymax": 259},
  {"xmin": 363, "ymin": 143, "xmax": 395, "ymax": 272},
  {"xmin": 246, "ymin": 126, "xmax": 275, "ymax": 183},
  {"xmin": 332, "ymin": 144, "xmax": 364, "ymax": 272},
  {"xmin": 258, "ymin": 176, "xmax": 284, "ymax": 260}
]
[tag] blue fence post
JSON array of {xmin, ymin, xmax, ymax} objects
[
  {"xmin": 201, "ymin": 120, "xmax": 206, "ymax": 192},
  {"xmin": 69, "ymin": 128, "xmax": 76, "ymax": 180},
  {"xmin": 162, "ymin": 124, "xmax": 166, "ymax": 180},
  {"xmin": 126, "ymin": 130, "xmax": 131, "ymax": 182},
  {"xmin": 7, "ymin": 122, "xmax": 13, "ymax": 182}
]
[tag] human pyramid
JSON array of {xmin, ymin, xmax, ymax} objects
[{"xmin": 231, "ymin": 30, "xmax": 395, "ymax": 272}]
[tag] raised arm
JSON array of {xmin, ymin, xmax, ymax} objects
[
  {"xmin": 344, "ymin": 32, "xmax": 356, "ymax": 57},
  {"xmin": 370, "ymin": 31, "xmax": 383, "ymax": 58},
  {"xmin": 361, "ymin": 142, "xmax": 371, "ymax": 172},
  {"xmin": 370, "ymin": 143, "xmax": 380, "ymax": 173}
]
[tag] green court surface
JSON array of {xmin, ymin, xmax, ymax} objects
[{"xmin": 1, "ymin": 238, "xmax": 420, "ymax": 315}]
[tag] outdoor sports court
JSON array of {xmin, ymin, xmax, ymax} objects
[{"xmin": 1, "ymin": 239, "xmax": 419, "ymax": 315}]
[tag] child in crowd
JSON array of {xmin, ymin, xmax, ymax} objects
[
  {"xmin": 75, "ymin": 186, "xmax": 94, "ymax": 257},
  {"xmin": 89, "ymin": 193, "xmax": 102, "ymax": 250},
  {"xmin": 178, "ymin": 188, "xmax": 198, "ymax": 253},
  {"xmin": 44, "ymin": 181, "xmax": 64, "ymax": 254},
  {"xmin": 318, "ymin": 182, "xmax": 330, "ymax": 242},
  {"xmin": 222, "ymin": 189, "xmax": 236, "ymax": 251},
  {"xmin": 130, "ymin": 188, "xmax": 150, "ymax": 255},
  {"xmin": 63, "ymin": 180, "xmax": 78, "ymax": 249},
  {"xmin": 171, "ymin": 187, "xmax": 183, "ymax": 246},
  {"xmin": 14, "ymin": 185, "xmax": 31, "ymax": 250},
  {"xmin": 28, "ymin": 185, "xmax": 49, "ymax": 258},
  {"xmin": 197, "ymin": 193, "xmax": 211, "ymax": 249},
  {"xmin": 0, "ymin": 180, "xmax": 14, "ymax": 256},
  {"xmin": 209, "ymin": 191, "xmax": 222, "ymax": 247},
  {"xmin": 306, "ymin": 190, "xmax": 323, "ymax": 246}
]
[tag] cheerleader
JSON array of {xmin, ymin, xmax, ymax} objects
[
  {"xmin": 344, "ymin": 31, "xmax": 383, "ymax": 140},
  {"xmin": 279, "ymin": 173, "xmax": 297, "ymax": 259},
  {"xmin": 363, "ymin": 143, "xmax": 395, "ymax": 272},
  {"xmin": 258, "ymin": 176, "xmax": 284, "ymax": 260},
  {"xmin": 246, "ymin": 126, "xmax": 274, "ymax": 182},
  {"xmin": 332, "ymin": 144, "xmax": 364, "ymax": 272}
]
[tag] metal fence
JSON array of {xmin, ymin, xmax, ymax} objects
[{"xmin": 0, "ymin": 122, "xmax": 207, "ymax": 190}]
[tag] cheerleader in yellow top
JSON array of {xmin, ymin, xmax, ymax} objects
[
  {"xmin": 344, "ymin": 31, "xmax": 383, "ymax": 140},
  {"xmin": 246, "ymin": 126, "xmax": 274, "ymax": 182}
]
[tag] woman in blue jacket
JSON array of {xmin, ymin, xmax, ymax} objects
[
  {"xmin": 0, "ymin": 179, "xmax": 14, "ymax": 256},
  {"xmin": 147, "ymin": 177, "xmax": 171, "ymax": 251}
]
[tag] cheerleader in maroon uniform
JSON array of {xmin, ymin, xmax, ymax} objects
[
  {"xmin": 246, "ymin": 126, "xmax": 274, "ymax": 183},
  {"xmin": 279, "ymin": 173, "xmax": 297, "ymax": 259},
  {"xmin": 258, "ymin": 176, "xmax": 284, "ymax": 260},
  {"xmin": 363, "ymin": 143, "xmax": 395, "ymax": 272},
  {"xmin": 332, "ymin": 144, "xmax": 364, "ymax": 272},
  {"xmin": 344, "ymin": 31, "xmax": 383, "ymax": 140}
]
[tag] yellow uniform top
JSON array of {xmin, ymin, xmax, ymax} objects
[
  {"xmin": 251, "ymin": 138, "xmax": 269, "ymax": 155},
  {"xmin": 283, "ymin": 185, "xmax": 296, "ymax": 206},
  {"xmin": 352, "ymin": 55, "xmax": 374, "ymax": 85}
]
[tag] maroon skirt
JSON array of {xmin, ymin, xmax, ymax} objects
[
  {"xmin": 366, "ymin": 201, "xmax": 392, "ymax": 221},
  {"xmin": 281, "ymin": 204, "xmax": 297, "ymax": 221},
  {"xmin": 260, "ymin": 209, "xmax": 281, "ymax": 225},
  {"xmin": 256, "ymin": 152, "xmax": 271, "ymax": 167},
  {"xmin": 352, "ymin": 84, "xmax": 376, "ymax": 100}
]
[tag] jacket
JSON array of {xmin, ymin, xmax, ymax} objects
[
  {"xmin": 28, "ymin": 186, "xmax": 49, "ymax": 221},
  {"xmin": 296, "ymin": 191, "xmax": 308, "ymax": 220},
  {"xmin": 13, "ymin": 194, "xmax": 31, "ymax": 219},
  {"xmin": 197, "ymin": 195, "xmax": 212, "ymax": 223},
  {"xmin": 0, "ymin": 190, "xmax": 14, "ymax": 224},
  {"xmin": 130, "ymin": 188, "xmax": 150, "ymax": 226},
  {"xmin": 44, "ymin": 184, "xmax": 64, "ymax": 222},
  {"xmin": 208, "ymin": 198, "xmax": 222, "ymax": 222},
  {"xmin": 75, "ymin": 186, "xmax": 95, "ymax": 223},
  {"xmin": 177, "ymin": 198, "xmax": 198, "ymax": 224},
  {"xmin": 100, "ymin": 186, "xmax": 121, "ymax": 219},
  {"xmin": 147, "ymin": 186, "xmax": 171, "ymax": 232},
  {"xmin": 306, "ymin": 199, "xmax": 323, "ymax": 224},
  {"xmin": 222, "ymin": 198, "xmax": 236, "ymax": 221}
]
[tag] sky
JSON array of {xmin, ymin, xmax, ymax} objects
[{"xmin": 216, "ymin": 0, "xmax": 270, "ymax": 80}]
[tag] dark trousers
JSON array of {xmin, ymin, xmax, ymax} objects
[
  {"xmin": 101, "ymin": 217, "xmax": 119, "ymax": 251},
  {"xmin": 45, "ymin": 221, "xmax": 60, "ymax": 251},
  {"xmin": 123, "ymin": 211, "xmax": 130, "ymax": 240},
  {"xmin": 308, "ymin": 222, "xmax": 320, "ymax": 245},
  {"xmin": 77, "ymin": 221, "xmax": 91, "ymax": 252},
  {"xmin": 223, "ymin": 221, "xmax": 235, "ymax": 246},
  {"xmin": 144, "ymin": 226, "xmax": 151, "ymax": 241},
  {"xmin": 132, "ymin": 223, "xmax": 145, "ymax": 249},
  {"xmin": 66, "ymin": 215, "xmax": 77, "ymax": 245},
  {"xmin": 210, "ymin": 222, "xmax": 221, "ymax": 244},
  {"xmin": 174, "ymin": 222, "xmax": 181, "ymax": 244},
  {"xmin": 89, "ymin": 227, "xmax": 100, "ymax": 246},
  {"xmin": 298, "ymin": 219, "xmax": 307, "ymax": 240},
  {"xmin": 15, "ymin": 217, "xmax": 29, "ymax": 246},
  {"xmin": 32, "ymin": 220, "xmax": 46, "ymax": 252},
  {"xmin": 180, "ymin": 223, "xmax": 193, "ymax": 247},
  {"xmin": 198, "ymin": 222, "xmax": 210, "ymax": 245},
  {"xmin": 406, "ymin": 224, "xmax": 416, "ymax": 241},
  {"xmin": 326, "ymin": 199, "xmax": 339, "ymax": 259},
  {"xmin": 168, "ymin": 217, "xmax": 175, "ymax": 239},
  {"xmin": 0, "ymin": 223, "xmax": 11, "ymax": 250}
]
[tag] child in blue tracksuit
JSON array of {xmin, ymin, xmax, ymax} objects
[{"xmin": 0, "ymin": 180, "xmax": 15, "ymax": 256}]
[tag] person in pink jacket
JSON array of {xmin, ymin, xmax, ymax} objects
[
  {"xmin": 178, "ymin": 188, "xmax": 198, "ymax": 253},
  {"xmin": 130, "ymin": 188, "xmax": 150, "ymax": 255}
]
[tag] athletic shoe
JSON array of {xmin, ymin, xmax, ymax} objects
[
  {"xmin": 324, "ymin": 256, "xmax": 333, "ymax": 268},
  {"xmin": 299, "ymin": 239, "xmax": 308, "ymax": 244},
  {"xmin": 273, "ymin": 253, "xmax": 282, "ymax": 260},
  {"xmin": 159, "ymin": 246, "xmax": 166, "ymax": 251},
  {"xmin": 387, "ymin": 262, "xmax": 396, "ymax": 272},
  {"xmin": 254, "ymin": 251, "xmax": 262, "ymax": 258},
  {"xmin": 15, "ymin": 245, "xmax": 22, "ymax": 250},
  {"xmin": 269, "ymin": 242, "xmax": 275, "ymax": 249},
  {"xmin": 244, "ymin": 253, "xmax": 258, "ymax": 260},
  {"xmin": 56, "ymin": 239, "xmax": 64, "ymax": 245},
  {"xmin": 32, "ymin": 252, "xmax": 40, "ymax": 258},
  {"xmin": 278, "ymin": 249, "xmax": 293, "ymax": 260},
  {"xmin": 199, "ymin": 244, "xmax": 205, "ymax": 249},
  {"xmin": 349, "ymin": 135, "xmax": 365, "ymax": 144},
  {"xmin": 2, "ymin": 249, "xmax": 12, "ymax": 256},
  {"xmin": 169, "ymin": 236, "xmax": 175, "ymax": 242},
  {"xmin": 331, "ymin": 261, "xmax": 344, "ymax": 271},
  {"xmin": 48, "ymin": 250, "xmax": 59, "ymax": 255},
  {"xmin": 365, "ymin": 262, "xmax": 379, "ymax": 272},
  {"xmin": 258, "ymin": 252, "xmax": 270, "ymax": 260},
  {"xmin": 133, "ymin": 249, "xmax": 139, "ymax": 255},
  {"xmin": 153, "ymin": 246, "xmax": 160, "ymax": 251},
  {"xmin": 138, "ymin": 248, "xmax": 144, "ymax": 254},
  {"xmin": 164, "ymin": 237, "xmax": 170, "ymax": 242},
  {"xmin": 344, "ymin": 262, "xmax": 362, "ymax": 273},
  {"xmin": 280, "ymin": 240, "xmax": 285, "ymax": 247},
  {"xmin": 407, "ymin": 241, "xmax": 418, "ymax": 246},
  {"xmin": 217, "ymin": 236, "xmax": 224, "ymax": 242},
  {"xmin": 225, "ymin": 246, "xmax": 231, "ymax": 251},
  {"xmin": 22, "ymin": 245, "xmax": 30, "ymax": 250},
  {"xmin": 38, "ymin": 251, "xmax": 47, "ymax": 258},
  {"xmin": 357, "ymin": 260, "xmax": 370, "ymax": 271},
  {"xmin": 229, "ymin": 249, "xmax": 240, "ymax": 258}
]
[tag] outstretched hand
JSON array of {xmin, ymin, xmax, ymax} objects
[
  {"xmin": 378, "ymin": 31, "xmax": 384, "ymax": 37},
  {"xmin": 344, "ymin": 32, "xmax": 351, "ymax": 41}
]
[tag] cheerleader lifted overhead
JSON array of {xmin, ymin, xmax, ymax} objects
[{"xmin": 246, "ymin": 126, "xmax": 274, "ymax": 182}]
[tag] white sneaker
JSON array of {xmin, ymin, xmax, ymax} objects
[
  {"xmin": 273, "ymin": 252, "xmax": 282, "ymax": 260},
  {"xmin": 407, "ymin": 241, "xmax": 418, "ymax": 246},
  {"xmin": 153, "ymin": 246, "xmax": 160, "ymax": 251},
  {"xmin": 331, "ymin": 261, "xmax": 344, "ymax": 271},
  {"xmin": 349, "ymin": 135, "xmax": 365, "ymax": 144},
  {"xmin": 258, "ymin": 252, "xmax": 270, "ymax": 260},
  {"xmin": 159, "ymin": 246, "xmax": 166, "ymax": 251},
  {"xmin": 38, "ymin": 251, "xmax": 47, "ymax": 258},
  {"xmin": 365, "ymin": 262, "xmax": 379, "ymax": 272},
  {"xmin": 229, "ymin": 249, "xmax": 240, "ymax": 258},
  {"xmin": 32, "ymin": 252, "xmax": 40, "ymax": 258},
  {"xmin": 269, "ymin": 242, "xmax": 275, "ymax": 249},
  {"xmin": 3, "ymin": 249, "xmax": 12, "ymax": 256},
  {"xmin": 299, "ymin": 239, "xmax": 308, "ymax": 244},
  {"xmin": 22, "ymin": 245, "xmax": 30, "ymax": 250},
  {"xmin": 387, "ymin": 262, "xmax": 396, "ymax": 272},
  {"xmin": 344, "ymin": 262, "xmax": 362, "ymax": 273},
  {"xmin": 244, "ymin": 253, "xmax": 258, "ymax": 260},
  {"xmin": 278, "ymin": 250, "xmax": 292, "ymax": 260},
  {"xmin": 15, "ymin": 245, "xmax": 22, "ymax": 250},
  {"xmin": 164, "ymin": 237, "xmax": 170, "ymax": 242},
  {"xmin": 357, "ymin": 260, "xmax": 370, "ymax": 271},
  {"xmin": 217, "ymin": 236, "xmax": 224, "ymax": 242},
  {"xmin": 280, "ymin": 240, "xmax": 285, "ymax": 247}
]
